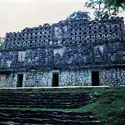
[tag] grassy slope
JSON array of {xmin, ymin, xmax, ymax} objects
[
  {"xmin": 0, "ymin": 88, "xmax": 125, "ymax": 125},
  {"xmin": 77, "ymin": 88, "xmax": 125, "ymax": 125}
]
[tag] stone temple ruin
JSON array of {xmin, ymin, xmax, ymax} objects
[{"xmin": 0, "ymin": 17, "xmax": 125, "ymax": 87}]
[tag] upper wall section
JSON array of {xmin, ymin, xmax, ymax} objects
[
  {"xmin": 0, "ymin": 41, "xmax": 125, "ymax": 71},
  {"xmin": 4, "ymin": 17, "xmax": 125, "ymax": 50}
]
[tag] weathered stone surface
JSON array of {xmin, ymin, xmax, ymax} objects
[
  {"xmin": 0, "ymin": 109, "xmax": 101, "ymax": 125},
  {"xmin": 99, "ymin": 68, "xmax": 125, "ymax": 87},
  {"xmin": 24, "ymin": 70, "xmax": 52, "ymax": 87},
  {"xmin": 0, "ymin": 73, "xmax": 17, "ymax": 87},
  {"xmin": 0, "ymin": 90, "xmax": 91, "ymax": 108},
  {"xmin": 0, "ymin": 17, "xmax": 125, "ymax": 87},
  {"xmin": 4, "ymin": 17, "xmax": 124, "ymax": 50},
  {"xmin": 0, "ymin": 68, "xmax": 125, "ymax": 87},
  {"xmin": 59, "ymin": 70, "xmax": 91, "ymax": 86},
  {"xmin": 0, "ymin": 17, "xmax": 124, "ymax": 70}
]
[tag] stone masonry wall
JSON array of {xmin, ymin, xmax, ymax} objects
[
  {"xmin": 0, "ymin": 17, "xmax": 125, "ymax": 71},
  {"xmin": 4, "ymin": 17, "xmax": 125, "ymax": 50},
  {"xmin": 24, "ymin": 70, "xmax": 52, "ymax": 87},
  {"xmin": 22, "ymin": 69, "xmax": 92, "ymax": 87},
  {"xmin": 116, "ymin": 68, "xmax": 125, "ymax": 87},
  {"xmin": 0, "ymin": 73, "xmax": 17, "ymax": 87},
  {"xmin": 0, "ymin": 41, "xmax": 125, "ymax": 70},
  {"xmin": 0, "ymin": 68, "xmax": 125, "ymax": 87},
  {"xmin": 22, "ymin": 68, "xmax": 125, "ymax": 87},
  {"xmin": 0, "ymin": 17, "xmax": 125, "ymax": 87},
  {"xmin": 59, "ymin": 69, "xmax": 91, "ymax": 86},
  {"xmin": 99, "ymin": 68, "xmax": 125, "ymax": 87},
  {"xmin": 99, "ymin": 69, "xmax": 116, "ymax": 87},
  {"xmin": 60, "ymin": 68, "xmax": 125, "ymax": 87}
]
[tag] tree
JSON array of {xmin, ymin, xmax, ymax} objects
[
  {"xmin": 67, "ymin": 11, "xmax": 90, "ymax": 20},
  {"xmin": 85, "ymin": 0, "xmax": 125, "ymax": 20},
  {"xmin": 104, "ymin": 0, "xmax": 125, "ymax": 13},
  {"xmin": 85, "ymin": 0, "xmax": 118, "ymax": 20}
]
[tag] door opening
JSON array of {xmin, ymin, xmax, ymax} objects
[
  {"xmin": 17, "ymin": 74, "xmax": 23, "ymax": 87},
  {"xmin": 92, "ymin": 71, "xmax": 99, "ymax": 86},
  {"xmin": 52, "ymin": 72, "xmax": 59, "ymax": 87}
]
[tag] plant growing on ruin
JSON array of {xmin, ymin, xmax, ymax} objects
[
  {"xmin": 67, "ymin": 11, "xmax": 90, "ymax": 20},
  {"xmin": 0, "ymin": 37, "xmax": 4, "ymax": 49}
]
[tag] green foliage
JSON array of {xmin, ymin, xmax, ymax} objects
[
  {"xmin": 0, "ymin": 43, "xmax": 3, "ymax": 49},
  {"xmin": 76, "ymin": 88, "xmax": 125, "ymax": 125},
  {"xmin": 85, "ymin": 0, "xmax": 125, "ymax": 19},
  {"xmin": 104, "ymin": 0, "xmax": 125, "ymax": 13},
  {"xmin": 67, "ymin": 11, "xmax": 90, "ymax": 20}
]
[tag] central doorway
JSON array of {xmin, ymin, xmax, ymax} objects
[
  {"xmin": 17, "ymin": 74, "xmax": 23, "ymax": 87},
  {"xmin": 92, "ymin": 71, "xmax": 99, "ymax": 86},
  {"xmin": 52, "ymin": 72, "xmax": 59, "ymax": 87}
]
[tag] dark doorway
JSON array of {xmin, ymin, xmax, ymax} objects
[
  {"xmin": 92, "ymin": 71, "xmax": 99, "ymax": 86},
  {"xmin": 17, "ymin": 74, "xmax": 23, "ymax": 87},
  {"xmin": 52, "ymin": 73, "xmax": 59, "ymax": 87}
]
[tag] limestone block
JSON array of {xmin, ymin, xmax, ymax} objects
[
  {"xmin": 0, "ymin": 73, "xmax": 17, "ymax": 87},
  {"xmin": 24, "ymin": 70, "xmax": 52, "ymax": 87}
]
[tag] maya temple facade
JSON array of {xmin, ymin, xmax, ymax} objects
[{"xmin": 0, "ymin": 17, "xmax": 125, "ymax": 87}]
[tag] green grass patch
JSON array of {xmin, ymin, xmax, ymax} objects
[
  {"xmin": 21, "ymin": 87, "xmax": 108, "ymax": 93},
  {"xmin": 75, "ymin": 88, "xmax": 125, "ymax": 125}
]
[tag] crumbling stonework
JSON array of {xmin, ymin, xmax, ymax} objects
[
  {"xmin": 59, "ymin": 70, "xmax": 91, "ymax": 86},
  {"xmin": 0, "ymin": 73, "xmax": 17, "ymax": 87},
  {"xmin": 0, "ymin": 17, "xmax": 125, "ymax": 87},
  {"xmin": 24, "ymin": 70, "xmax": 52, "ymax": 87}
]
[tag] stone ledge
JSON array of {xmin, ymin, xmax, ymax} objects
[{"xmin": 0, "ymin": 86, "xmax": 109, "ymax": 90}]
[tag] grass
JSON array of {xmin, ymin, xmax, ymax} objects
[
  {"xmin": 0, "ymin": 88, "xmax": 125, "ymax": 125},
  {"xmin": 76, "ymin": 88, "xmax": 125, "ymax": 125},
  {"xmin": 0, "ymin": 87, "xmax": 108, "ymax": 93}
]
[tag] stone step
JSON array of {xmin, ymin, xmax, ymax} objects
[
  {"xmin": 0, "ymin": 109, "xmax": 101, "ymax": 125},
  {"xmin": 0, "ymin": 95, "xmax": 89, "ymax": 100},
  {"xmin": 0, "ymin": 94, "xmax": 90, "ymax": 99},
  {"xmin": 0, "ymin": 103, "xmax": 89, "ymax": 108},
  {"xmin": 0, "ymin": 90, "xmax": 92, "ymax": 109},
  {"xmin": 52, "ymin": 118, "xmax": 101, "ymax": 125},
  {"xmin": 0, "ymin": 122, "xmax": 42, "ymax": 125},
  {"xmin": 0, "ymin": 101, "xmax": 90, "ymax": 105},
  {"xmin": 0, "ymin": 92, "xmax": 88, "ymax": 95},
  {"xmin": 0, "ymin": 93, "xmax": 89, "ymax": 96},
  {"xmin": 0, "ymin": 101, "xmax": 90, "ymax": 106},
  {"xmin": 0, "ymin": 98, "xmax": 91, "ymax": 103},
  {"xmin": 0, "ymin": 94, "xmax": 89, "ymax": 99},
  {"xmin": 0, "ymin": 97, "xmax": 90, "ymax": 101},
  {"xmin": 0, "ymin": 92, "xmax": 91, "ymax": 109}
]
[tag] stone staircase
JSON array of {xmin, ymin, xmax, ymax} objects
[
  {"xmin": 0, "ymin": 110, "xmax": 101, "ymax": 125},
  {"xmin": 0, "ymin": 88, "xmax": 101, "ymax": 125},
  {"xmin": 0, "ymin": 89, "xmax": 91, "ymax": 108}
]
